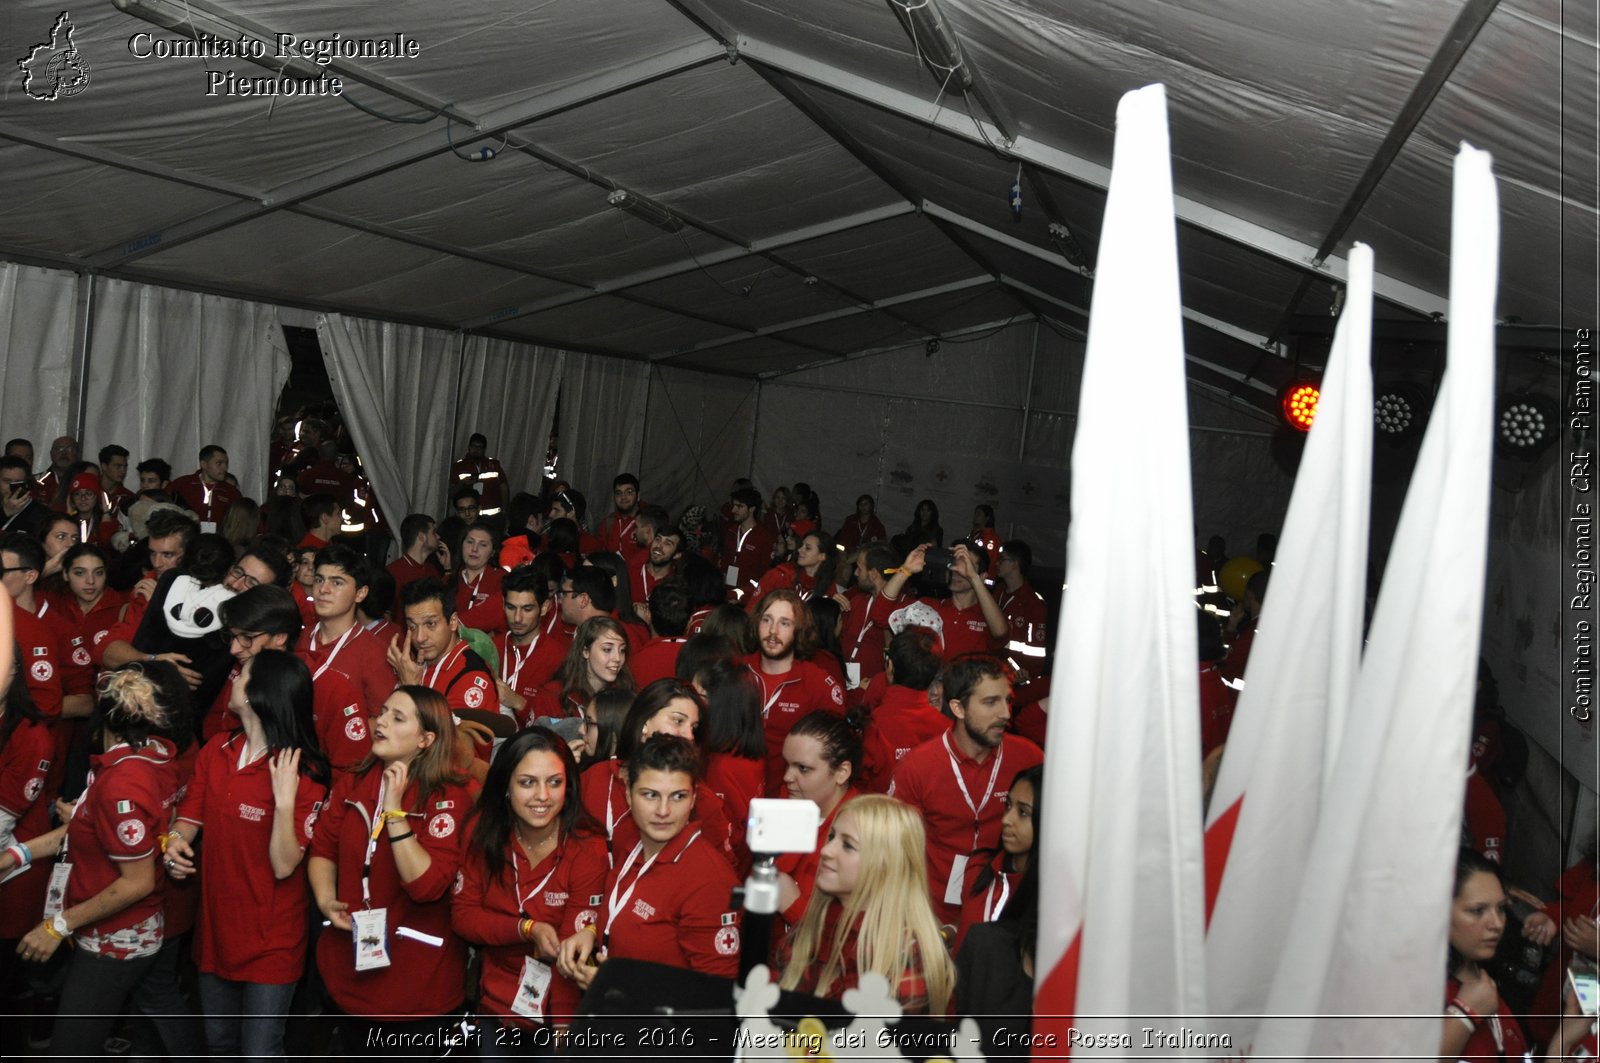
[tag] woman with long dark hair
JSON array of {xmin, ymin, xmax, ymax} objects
[
  {"xmin": 56, "ymin": 543, "xmax": 125, "ymax": 677},
  {"xmin": 1441, "ymin": 847, "xmax": 1526, "ymax": 1060},
  {"xmin": 9, "ymin": 661, "xmax": 200, "ymax": 1057},
  {"xmin": 955, "ymin": 764, "xmax": 1041, "ymax": 950},
  {"xmin": 307, "ymin": 685, "xmax": 473, "ymax": 1051},
  {"xmin": 746, "ymin": 530, "xmax": 840, "ymax": 613},
  {"xmin": 579, "ymin": 688, "xmax": 633, "ymax": 768},
  {"xmin": 696, "ymin": 659, "xmax": 766, "ymax": 871},
  {"xmin": 453, "ymin": 728, "xmax": 608, "ymax": 1047},
  {"xmin": 900, "ymin": 499, "xmax": 943, "ymax": 552},
  {"xmin": 162, "ymin": 650, "xmax": 330, "ymax": 1057}
]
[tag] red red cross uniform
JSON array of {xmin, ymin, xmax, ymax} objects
[
  {"xmin": 297, "ymin": 622, "xmax": 397, "ymax": 720},
  {"xmin": 169, "ymin": 473, "xmax": 241, "ymax": 527},
  {"xmin": 595, "ymin": 827, "xmax": 742, "ymax": 978},
  {"xmin": 176, "ymin": 733, "xmax": 328, "ymax": 983},
  {"xmin": 493, "ymin": 629, "xmax": 570, "ymax": 709},
  {"xmin": 859, "ymin": 685, "xmax": 949, "ymax": 794},
  {"xmin": 742, "ymin": 656, "xmax": 847, "ymax": 795},
  {"xmin": 450, "ymin": 830, "xmax": 609, "ymax": 1028},
  {"xmin": 627, "ymin": 636, "xmax": 686, "ymax": 689},
  {"xmin": 420, "ymin": 642, "xmax": 501, "ymax": 719},
  {"xmin": 0, "ymin": 716, "xmax": 55, "ymax": 937},
  {"xmin": 888, "ymin": 727, "xmax": 1042, "ymax": 926},
  {"xmin": 578, "ymin": 760, "xmax": 736, "ymax": 865},
  {"xmin": 455, "ymin": 567, "xmax": 506, "ymax": 636},
  {"xmin": 311, "ymin": 769, "xmax": 473, "ymax": 1017}
]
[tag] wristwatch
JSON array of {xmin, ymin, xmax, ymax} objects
[{"xmin": 50, "ymin": 912, "xmax": 70, "ymax": 938}]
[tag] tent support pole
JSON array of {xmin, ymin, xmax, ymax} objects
[
  {"xmin": 1019, "ymin": 322, "xmax": 1038, "ymax": 464},
  {"xmin": 748, "ymin": 382, "xmax": 762, "ymax": 481},
  {"xmin": 449, "ymin": 331, "xmax": 467, "ymax": 502},
  {"xmin": 69, "ymin": 271, "xmax": 97, "ymax": 440}
]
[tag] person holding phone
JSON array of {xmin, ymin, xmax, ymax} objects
[
  {"xmin": 162, "ymin": 650, "xmax": 330, "ymax": 1058},
  {"xmin": 556, "ymin": 734, "xmax": 741, "ymax": 988},
  {"xmin": 453, "ymin": 728, "xmax": 607, "ymax": 1049},
  {"xmin": 1441, "ymin": 847, "xmax": 1528, "ymax": 1061},
  {"xmin": 307, "ymin": 686, "xmax": 472, "ymax": 1052}
]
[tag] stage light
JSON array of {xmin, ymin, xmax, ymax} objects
[
  {"xmin": 1373, "ymin": 382, "xmax": 1430, "ymax": 443},
  {"xmin": 1280, "ymin": 382, "xmax": 1321, "ymax": 432},
  {"xmin": 1496, "ymin": 392, "xmax": 1559, "ymax": 458}
]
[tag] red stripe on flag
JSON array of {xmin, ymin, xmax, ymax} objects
[
  {"xmin": 1032, "ymin": 928, "xmax": 1081, "ymax": 1058},
  {"xmin": 1203, "ymin": 794, "xmax": 1245, "ymax": 928}
]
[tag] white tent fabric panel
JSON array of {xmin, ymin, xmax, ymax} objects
[
  {"xmin": 453, "ymin": 338, "xmax": 565, "ymax": 502},
  {"xmin": 556, "ymin": 353, "xmax": 651, "ymax": 506},
  {"xmin": 317, "ymin": 313, "xmax": 458, "ymax": 521},
  {"xmin": 508, "ymin": 295, "xmax": 744, "ymax": 355},
  {"xmin": 86, "ymin": 278, "xmax": 288, "ymax": 500},
  {"xmin": 771, "ymin": 319, "xmax": 1034, "ymax": 404},
  {"xmin": 0, "ymin": 263, "xmax": 79, "ymax": 447},
  {"xmin": 637, "ymin": 367, "xmax": 759, "ymax": 515}
]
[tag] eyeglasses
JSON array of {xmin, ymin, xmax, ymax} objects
[
  {"xmin": 0, "ymin": 566, "xmax": 34, "ymax": 575},
  {"xmin": 555, "ymin": 588, "xmax": 571, "ymax": 599},
  {"xmin": 228, "ymin": 565, "xmax": 261, "ymax": 590},
  {"xmin": 228, "ymin": 630, "xmax": 265, "ymax": 646},
  {"xmin": 455, "ymin": 505, "xmax": 477, "ymax": 515}
]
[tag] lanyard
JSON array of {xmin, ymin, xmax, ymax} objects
[
  {"xmin": 309, "ymin": 623, "xmax": 357, "ymax": 682},
  {"xmin": 606, "ymin": 832, "xmax": 699, "ymax": 948},
  {"xmin": 850, "ymin": 594, "xmax": 878, "ymax": 656},
  {"xmin": 360, "ymin": 778, "xmax": 411, "ymax": 910},
  {"xmin": 734, "ymin": 526, "xmax": 753, "ymax": 555},
  {"xmin": 512, "ymin": 841, "xmax": 561, "ymax": 914},
  {"xmin": 423, "ymin": 642, "xmax": 469, "ymax": 691},
  {"xmin": 463, "ymin": 568, "xmax": 486, "ymax": 606},
  {"xmin": 603, "ymin": 770, "xmax": 625, "ymax": 840},
  {"xmin": 36, "ymin": 600, "xmax": 49, "ymax": 620},
  {"xmin": 943, "ymin": 732, "xmax": 1004, "ymax": 850},
  {"xmin": 982, "ymin": 869, "xmax": 1011, "ymax": 922},
  {"xmin": 502, "ymin": 632, "xmax": 539, "ymax": 688},
  {"xmin": 758, "ymin": 672, "xmax": 792, "ymax": 720}
]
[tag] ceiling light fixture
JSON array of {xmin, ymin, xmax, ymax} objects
[
  {"xmin": 1373, "ymin": 382, "xmax": 1431, "ymax": 443},
  {"xmin": 1280, "ymin": 381, "xmax": 1321, "ymax": 432},
  {"xmin": 606, "ymin": 188, "xmax": 683, "ymax": 233},
  {"xmin": 1495, "ymin": 392, "xmax": 1559, "ymax": 459},
  {"xmin": 886, "ymin": 0, "xmax": 973, "ymax": 90}
]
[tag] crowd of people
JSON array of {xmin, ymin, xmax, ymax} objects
[{"xmin": 0, "ymin": 422, "xmax": 1593, "ymax": 1059}]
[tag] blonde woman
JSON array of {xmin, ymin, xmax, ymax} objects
[{"xmin": 777, "ymin": 794, "xmax": 955, "ymax": 1016}]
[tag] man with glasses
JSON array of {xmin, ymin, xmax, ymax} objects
[
  {"xmin": 0, "ymin": 532, "xmax": 90, "ymax": 724},
  {"xmin": 450, "ymin": 486, "xmax": 481, "ymax": 524},
  {"xmin": 0, "ymin": 454, "xmax": 50, "ymax": 538},
  {"xmin": 211, "ymin": 585, "xmax": 371, "ymax": 770}
]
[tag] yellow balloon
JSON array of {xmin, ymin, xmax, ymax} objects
[{"xmin": 1218, "ymin": 555, "xmax": 1264, "ymax": 602}]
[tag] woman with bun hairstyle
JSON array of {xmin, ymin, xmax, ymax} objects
[
  {"xmin": 557, "ymin": 734, "xmax": 742, "ymax": 988},
  {"xmin": 773, "ymin": 711, "xmax": 861, "ymax": 928},
  {"xmin": 9, "ymin": 661, "xmax": 200, "ymax": 1057},
  {"xmin": 307, "ymin": 685, "xmax": 473, "ymax": 1051},
  {"xmin": 778, "ymin": 794, "xmax": 955, "ymax": 1017},
  {"xmin": 578, "ymin": 678, "xmax": 734, "ymax": 863},
  {"xmin": 162, "ymin": 649, "xmax": 330, "ymax": 1058},
  {"xmin": 453, "ymin": 727, "xmax": 608, "ymax": 1048}
]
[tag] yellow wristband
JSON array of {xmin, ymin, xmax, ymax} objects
[
  {"xmin": 580, "ymin": 923, "xmax": 598, "ymax": 936},
  {"xmin": 159, "ymin": 832, "xmax": 173, "ymax": 853},
  {"xmin": 41, "ymin": 919, "xmax": 64, "ymax": 941},
  {"xmin": 518, "ymin": 918, "xmax": 534, "ymax": 940}
]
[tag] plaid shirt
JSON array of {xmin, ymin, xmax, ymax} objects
[{"xmin": 782, "ymin": 901, "xmax": 931, "ymax": 1015}]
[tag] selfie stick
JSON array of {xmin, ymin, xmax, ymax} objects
[{"xmin": 739, "ymin": 855, "xmax": 781, "ymax": 980}]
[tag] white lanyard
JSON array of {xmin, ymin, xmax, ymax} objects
[
  {"xmin": 606, "ymin": 831, "xmax": 700, "ymax": 944},
  {"xmin": 309, "ymin": 623, "xmax": 357, "ymax": 682},
  {"xmin": 423, "ymin": 642, "xmax": 469, "ymax": 690},
  {"xmin": 944, "ymin": 733, "xmax": 1004, "ymax": 849},
  {"xmin": 360, "ymin": 777, "xmax": 405, "ymax": 909},
  {"xmin": 36, "ymin": 600, "xmax": 49, "ymax": 620},
  {"xmin": 502, "ymin": 632, "xmax": 539, "ymax": 688},
  {"xmin": 758, "ymin": 673, "xmax": 791, "ymax": 720},
  {"xmin": 463, "ymin": 569, "xmax": 486, "ymax": 605},
  {"xmin": 604, "ymin": 770, "xmax": 625, "ymax": 839},
  {"xmin": 734, "ymin": 526, "xmax": 753, "ymax": 555},
  {"xmin": 236, "ymin": 736, "xmax": 268, "ymax": 771},
  {"xmin": 512, "ymin": 842, "xmax": 560, "ymax": 914},
  {"xmin": 638, "ymin": 563, "xmax": 654, "ymax": 595},
  {"xmin": 850, "ymin": 594, "xmax": 878, "ymax": 656},
  {"xmin": 982, "ymin": 869, "xmax": 1011, "ymax": 922}
]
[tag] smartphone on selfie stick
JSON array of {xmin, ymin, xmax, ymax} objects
[{"xmin": 738, "ymin": 800, "xmax": 821, "ymax": 980}]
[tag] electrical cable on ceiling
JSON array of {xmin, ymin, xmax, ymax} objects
[
  {"xmin": 340, "ymin": 91, "xmax": 446, "ymax": 125},
  {"xmin": 445, "ymin": 115, "xmax": 507, "ymax": 162}
]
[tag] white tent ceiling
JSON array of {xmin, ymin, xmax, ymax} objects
[{"xmin": 1, "ymin": 0, "xmax": 1594, "ymax": 409}]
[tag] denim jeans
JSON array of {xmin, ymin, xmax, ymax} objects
[{"xmin": 198, "ymin": 972, "xmax": 297, "ymax": 1057}]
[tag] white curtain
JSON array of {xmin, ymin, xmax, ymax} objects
[
  {"xmin": 0, "ymin": 263, "xmax": 80, "ymax": 453},
  {"xmin": 453, "ymin": 337, "xmax": 565, "ymax": 501},
  {"xmin": 556, "ymin": 353, "xmax": 650, "ymax": 506},
  {"xmin": 87, "ymin": 278, "xmax": 288, "ymax": 500},
  {"xmin": 317, "ymin": 313, "xmax": 460, "ymax": 523},
  {"xmin": 639, "ymin": 366, "xmax": 758, "ymax": 515}
]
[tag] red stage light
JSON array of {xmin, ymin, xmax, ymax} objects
[{"xmin": 1281, "ymin": 383, "xmax": 1320, "ymax": 432}]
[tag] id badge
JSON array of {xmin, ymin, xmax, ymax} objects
[
  {"xmin": 845, "ymin": 662, "xmax": 862, "ymax": 690},
  {"xmin": 724, "ymin": 564, "xmax": 739, "ymax": 587},
  {"xmin": 44, "ymin": 862, "xmax": 71, "ymax": 918},
  {"xmin": 352, "ymin": 907, "xmax": 392, "ymax": 971},
  {"xmin": 943, "ymin": 853, "xmax": 970, "ymax": 907},
  {"xmin": 509, "ymin": 956, "xmax": 553, "ymax": 1019},
  {"xmin": 199, "ymin": 521, "xmax": 218, "ymax": 535}
]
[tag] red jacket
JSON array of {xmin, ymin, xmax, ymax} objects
[
  {"xmin": 0, "ymin": 716, "xmax": 56, "ymax": 937},
  {"xmin": 169, "ymin": 473, "xmax": 241, "ymax": 526},
  {"xmin": 312, "ymin": 768, "xmax": 472, "ymax": 1017},
  {"xmin": 859, "ymin": 685, "xmax": 947, "ymax": 794},
  {"xmin": 834, "ymin": 514, "xmax": 887, "ymax": 553},
  {"xmin": 743, "ymin": 656, "xmax": 847, "ymax": 794},
  {"xmin": 721, "ymin": 523, "xmax": 776, "ymax": 599},
  {"xmin": 456, "ymin": 566, "xmax": 506, "ymax": 636},
  {"xmin": 628, "ymin": 636, "xmax": 686, "ymax": 689},
  {"xmin": 451, "ymin": 830, "xmax": 608, "ymax": 1027}
]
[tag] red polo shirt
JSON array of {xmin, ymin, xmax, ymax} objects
[
  {"xmin": 597, "ymin": 827, "xmax": 742, "ymax": 978},
  {"xmin": 177, "ymin": 732, "xmax": 328, "ymax": 983},
  {"xmin": 839, "ymin": 589, "xmax": 897, "ymax": 688},
  {"xmin": 743, "ymin": 655, "xmax": 846, "ymax": 794},
  {"xmin": 297, "ymin": 622, "xmax": 397, "ymax": 718},
  {"xmin": 928, "ymin": 597, "xmax": 1004, "ymax": 660},
  {"xmin": 628, "ymin": 636, "xmax": 686, "ymax": 688},
  {"xmin": 451, "ymin": 830, "xmax": 608, "ymax": 1027},
  {"xmin": 456, "ymin": 566, "xmax": 506, "ymax": 635},
  {"xmin": 386, "ymin": 554, "xmax": 442, "ymax": 621},
  {"xmin": 859, "ymin": 685, "xmax": 948, "ymax": 793},
  {"xmin": 493, "ymin": 628, "xmax": 569, "ymax": 709},
  {"xmin": 0, "ymin": 716, "xmax": 56, "ymax": 937},
  {"xmin": 311, "ymin": 768, "xmax": 472, "ymax": 1017},
  {"xmin": 578, "ymin": 759, "xmax": 735, "ymax": 863},
  {"xmin": 888, "ymin": 728, "xmax": 1042, "ymax": 925}
]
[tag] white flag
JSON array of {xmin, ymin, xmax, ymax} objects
[
  {"xmin": 1202, "ymin": 243, "xmax": 1373, "ymax": 1049},
  {"xmin": 1033, "ymin": 83, "xmax": 1209, "ymax": 1056},
  {"xmin": 1253, "ymin": 144, "xmax": 1499, "ymax": 1059}
]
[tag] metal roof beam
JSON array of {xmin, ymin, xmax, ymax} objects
[{"xmin": 734, "ymin": 35, "xmax": 1449, "ymax": 319}]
